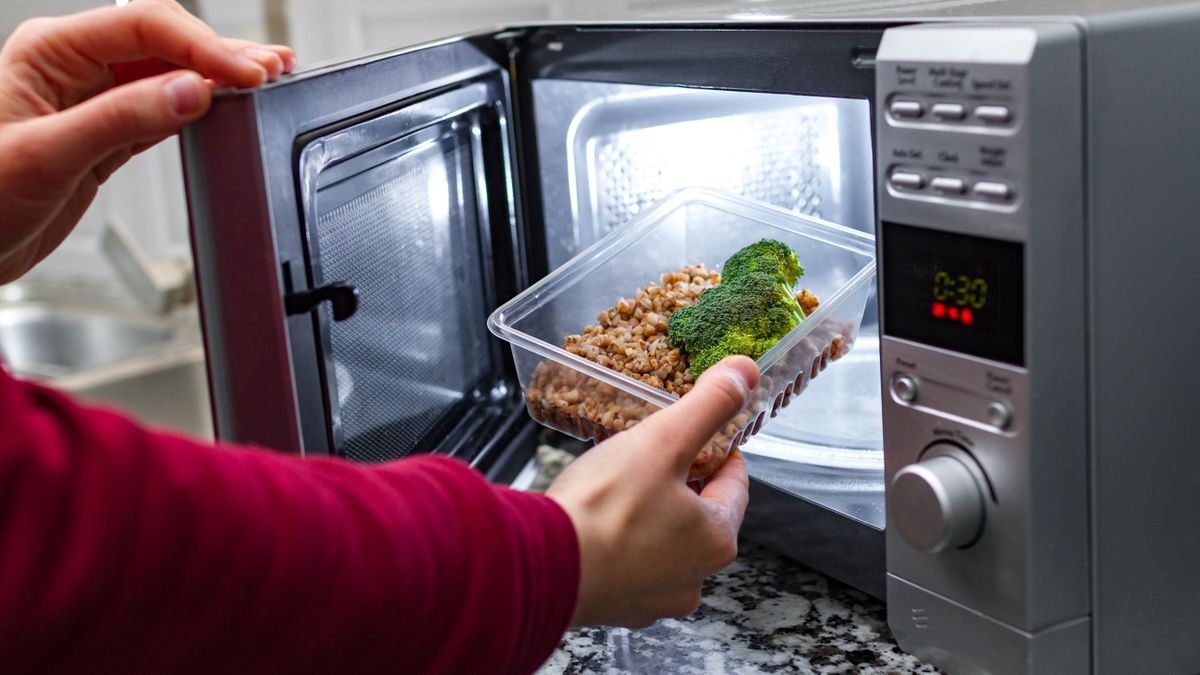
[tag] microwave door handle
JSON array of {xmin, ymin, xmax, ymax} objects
[{"xmin": 285, "ymin": 282, "xmax": 360, "ymax": 321}]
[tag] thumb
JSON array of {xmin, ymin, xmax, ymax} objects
[
  {"xmin": 627, "ymin": 355, "xmax": 760, "ymax": 477},
  {"xmin": 32, "ymin": 71, "xmax": 211, "ymax": 174}
]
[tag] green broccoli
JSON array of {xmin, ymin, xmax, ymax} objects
[
  {"xmin": 721, "ymin": 238, "xmax": 804, "ymax": 287},
  {"xmin": 668, "ymin": 271, "xmax": 806, "ymax": 375},
  {"xmin": 668, "ymin": 239, "xmax": 808, "ymax": 376}
]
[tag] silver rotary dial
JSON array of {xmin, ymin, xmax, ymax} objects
[{"xmin": 890, "ymin": 446, "xmax": 988, "ymax": 554}]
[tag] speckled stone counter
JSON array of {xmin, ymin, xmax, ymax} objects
[{"xmin": 537, "ymin": 541, "xmax": 939, "ymax": 674}]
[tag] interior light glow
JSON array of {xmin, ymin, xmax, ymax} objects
[
  {"xmin": 813, "ymin": 104, "xmax": 842, "ymax": 203},
  {"xmin": 425, "ymin": 148, "xmax": 452, "ymax": 231},
  {"xmin": 583, "ymin": 96, "xmax": 841, "ymax": 227},
  {"xmin": 728, "ymin": 13, "xmax": 794, "ymax": 21}
]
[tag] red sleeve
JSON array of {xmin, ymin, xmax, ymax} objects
[{"xmin": 0, "ymin": 365, "xmax": 578, "ymax": 674}]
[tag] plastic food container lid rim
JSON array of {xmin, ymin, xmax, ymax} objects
[
  {"xmin": 486, "ymin": 187, "xmax": 878, "ymax": 405},
  {"xmin": 491, "ymin": 187, "xmax": 874, "ymax": 331}
]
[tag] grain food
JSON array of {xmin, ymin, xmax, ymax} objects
[
  {"xmin": 525, "ymin": 263, "xmax": 843, "ymax": 482},
  {"xmin": 564, "ymin": 264, "xmax": 718, "ymax": 396}
]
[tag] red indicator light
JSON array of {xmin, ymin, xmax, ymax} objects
[
  {"xmin": 948, "ymin": 307, "xmax": 960, "ymax": 321},
  {"xmin": 931, "ymin": 302, "xmax": 946, "ymax": 318},
  {"xmin": 961, "ymin": 308, "xmax": 975, "ymax": 326}
]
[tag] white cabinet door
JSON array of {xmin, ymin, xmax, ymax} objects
[
  {"xmin": 197, "ymin": 0, "xmax": 270, "ymax": 42},
  {"xmin": 285, "ymin": 0, "xmax": 569, "ymax": 66}
]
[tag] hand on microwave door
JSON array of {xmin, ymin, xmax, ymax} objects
[
  {"xmin": 0, "ymin": 0, "xmax": 295, "ymax": 284},
  {"xmin": 546, "ymin": 355, "xmax": 760, "ymax": 628}
]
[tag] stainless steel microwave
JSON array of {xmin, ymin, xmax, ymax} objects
[{"xmin": 179, "ymin": 1, "xmax": 1200, "ymax": 672}]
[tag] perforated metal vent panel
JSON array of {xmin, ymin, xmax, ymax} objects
[
  {"xmin": 534, "ymin": 82, "xmax": 875, "ymax": 270},
  {"xmin": 588, "ymin": 109, "xmax": 826, "ymax": 233},
  {"xmin": 314, "ymin": 131, "xmax": 492, "ymax": 462}
]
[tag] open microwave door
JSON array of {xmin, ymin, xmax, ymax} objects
[{"xmin": 181, "ymin": 36, "xmax": 528, "ymax": 468}]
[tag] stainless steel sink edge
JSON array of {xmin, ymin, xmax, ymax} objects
[{"xmin": 0, "ymin": 280, "xmax": 213, "ymax": 439}]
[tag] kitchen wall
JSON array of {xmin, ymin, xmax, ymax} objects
[{"xmin": 0, "ymin": 0, "xmax": 579, "ymax": 287}]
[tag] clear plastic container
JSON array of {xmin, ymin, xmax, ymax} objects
[{"xmin": 488, "ymin": 188, "xmax": 876, "ymax": 476}]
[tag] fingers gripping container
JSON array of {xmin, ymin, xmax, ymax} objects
[{"xmin": 488, "ymin": 189, "xmax": 876, "ymax": 480}]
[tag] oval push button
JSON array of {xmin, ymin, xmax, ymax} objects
[
  {"xmin": 931, "ymin": 176, "xmax": 967, "ymax": 195},
  {"xmin": 973, "ymin": 181, "xmax": 1013, "ymax": 201},
  {"xmin": 930, "ymin": 102, "xmax": 967, "ymax": 121},
  {"xmin": 974, "ymin": 105, "xmax": 1012, "ymax": 124},
  {"xmin": 890, "ymin": 100, "xmax": 925, "ymax": 119},
  {"xmin": 890, "ymin": 172, "xmax": 926, "ymax": 191}
]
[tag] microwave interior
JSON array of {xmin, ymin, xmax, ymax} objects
[
  {"xmin": 184, "ymin": 25, "xmax": 887, "ymax": 593},
  {"xmin": 527, "ymin": 81, "xmax": 883, "ymax": 519},
  {"xmin": 515, "ymin": 29, "xmax": 885, "ymax": 590}
]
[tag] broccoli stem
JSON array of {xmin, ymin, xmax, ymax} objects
[{"xmin": 781, "ymin": 282, "xmax": 806, "ymax": 322}]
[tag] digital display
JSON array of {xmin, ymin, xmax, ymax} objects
[
  {"xmin": 883, "ymin": 222, "xmax": 1025, "ymax": 366},
  {"xmin": 929, "ymin": 266, "xmax": 988, "ymax": 326}
]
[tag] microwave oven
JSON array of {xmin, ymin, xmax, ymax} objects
[{"xmin": 179, "ymin": 1, "xmax": 1200, "ymax": 672}]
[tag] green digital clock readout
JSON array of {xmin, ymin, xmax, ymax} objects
[
  {"xmin": 883, "ymin": 221, "xmax": 1025, "ymax": 366},
  {"xmin": 932, "ymin": 271, "xmax": 989, "ymax": 309}
]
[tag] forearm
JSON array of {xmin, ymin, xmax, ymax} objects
[{"xmin": 0, "ymin": 370, "xmax": 577, "ymax": 673}]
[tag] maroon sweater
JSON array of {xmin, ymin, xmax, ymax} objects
[{"xmin": 0, "ymin": 365, "xmax": 578, "ymax": 673}]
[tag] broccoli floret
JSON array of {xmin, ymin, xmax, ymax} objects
[
  {"xmin": 668, "ymin": 239, "xmax": 809, "ymax": 376},
  {"xmin": 721, "ymin": 238, "xmax": 804, "ymax": 287},
  {"xmin": 668, "ymin": 271, "xmax": 806, "ymax": 375}
]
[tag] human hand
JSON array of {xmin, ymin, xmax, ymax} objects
[
  {"xmin": 0, "ymin": 0, "xmax": 295, "ymax": 283},
  {"xmin": 546, "ymin": 355, "xmax": 760, "ymax": 628}
]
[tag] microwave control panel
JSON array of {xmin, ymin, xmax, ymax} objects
[
  {"xmin": 875, "ymin": 23, "xmax": 1090, "ymax": 675},
  {"xmin": 876, "ymin": 30, "xmax": 1032, "ymax": 241}
]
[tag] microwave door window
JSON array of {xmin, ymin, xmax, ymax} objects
[
  {"xmin": 180, "ymin": 37, "xmax": 523, "ymax": 456},
  {"xmin": 314, "ymin": 131, "xmax": 489, "ymax": 460},
  {"xmin": 299, "ymin": 89, "xmax": 513, "ymax": 462}
]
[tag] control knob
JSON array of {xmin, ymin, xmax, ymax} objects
[{"xmin": 890, "ymin": 446, "xmax": 988, "ymax": 554}]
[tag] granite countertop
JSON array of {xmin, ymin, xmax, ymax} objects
[
  {"xmin": 537, "ymin": 541, "xmax": 939, "ymax": 675},
  {"xmin": 527, "ymin": 441, "xmax": 937, "ymax": 674}
]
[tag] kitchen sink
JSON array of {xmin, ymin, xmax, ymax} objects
[
  {"xmin": 0, "ymin": 305, "xmax": 176, "ymax": 377},
  {"xmin": 0, "ymin": 282, "xmax": 213, "ymax": 439}
]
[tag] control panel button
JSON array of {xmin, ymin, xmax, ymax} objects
[
  {"xmin": 974, "ymin": 104, "xmax": 1012, "ymax": 124},
  {"xmin": 972, "ymin": 181, "xmax": 1013, "ymax": 201},
  {"xmin": 890, "ymin": 100, "xmax": 925, "ymax": 119},
  {"xmin": 893, "ymin": 374, "xmax": 920, "ymax": 403},
  {"xmin": 889, "ymin": 171, "xmax": 925, "ymax": 191},
  {"xmin": 987, "ymin": 401, "xmax": 1013, "ymax": 430},
  {"xmin": 931, "ymin": 176, "xmax": 967, "ymax": 194},
  {"xmin": 930, "ymin": 102, "xmax": 967, "ymax": 120}
]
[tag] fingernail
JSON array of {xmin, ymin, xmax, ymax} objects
[
  {"xmin": 710, "ymin": 355, "xmax": 758, "ymax": 396},
  {"xmin": 264, "ymin": 44, "xmax": 299, "ymax": 73},
  {"xmin": 164, "ymin": 73, "xmax": 202, "ymax": 117},
  {"xmin": 243, "ymin": 48, "xmax": 283, "ymax": 74},
  {"xmin": 237, "ymin": 55, "xmax": 269, "ymax": 84}
]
